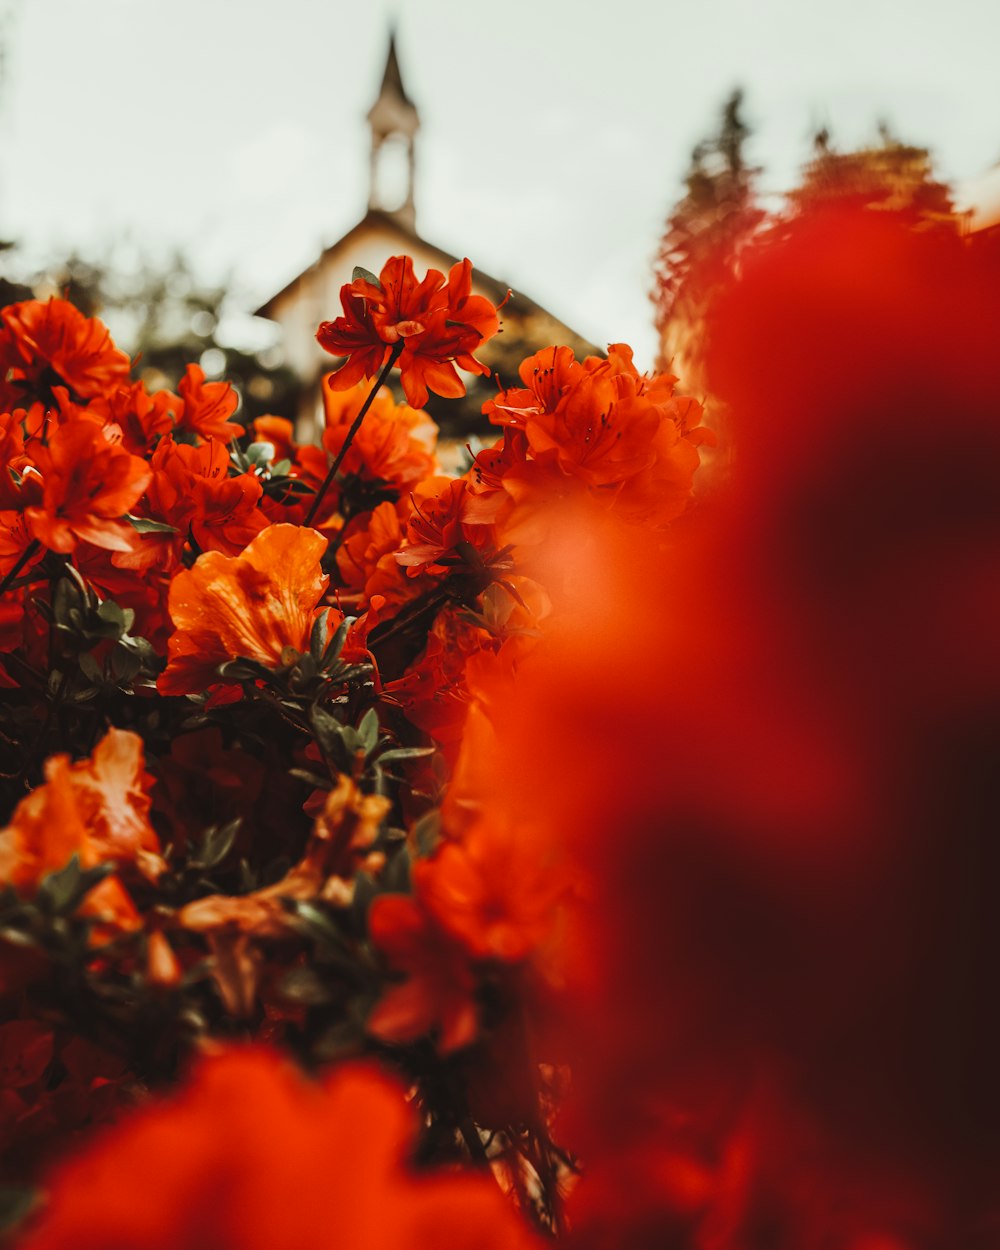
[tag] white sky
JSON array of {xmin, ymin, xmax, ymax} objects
[{"xmin": 2, "ymin": 0, "xmax": 999, "ymax": 369}]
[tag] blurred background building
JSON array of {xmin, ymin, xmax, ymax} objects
[{"xmin": 254, "ymin": 33, "xmax": 599, "ymax": 441}]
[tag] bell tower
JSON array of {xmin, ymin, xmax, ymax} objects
[{"xmin": 367, "ymin": 30, "xmax": 419, "ymax": 231}]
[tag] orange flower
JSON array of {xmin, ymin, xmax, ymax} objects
[
  {"xmin": 24, "ymin": 414, "xmax": 152, "ymax": 553},
  {"xmin": 0, "ymin": 510, "xmax": 42, "ymax": 579},
  {"xmin": 88, "ymin": 380, "xmax": 176, "ymax": 457},
  {"xmin": 2, "ymin": 298, "xmax": 131, "ymax": 404},
  {"xmin": 336, "ymin": 499, "xmax": 414, "ymax": 612},
  {"xmin": 317, "ymin": 255, "xmax": 501, "ymax": 408},
  {"xmin": 250, "ymin": 415, "xmax": 297, "ymax": 463},
  {"xmin": 481, "ymin": 343, "xmax": 714, "ymax": 528},
  {"xmin": 175, "ymin": 363, "xmax": 243, "ymax": 443},
  {"xmin": 16, "ymin": 1048, "xmax": 538, "ymax": 1250},
  {"xmin": 321, "ymin": 376, "xmax": 437, "ymax": 492},
  {"xmin": 0, "ymin": 727, "xmax": 162, "ymax": 928},
  {"xmin": 414, "ymin": 809, "xmax": 565, "ymax": 964},
  {"xmin": 367, "ymin": 894, "xmax": 479, "ymax": 1053},
  {"xmin": 158, "ymin": 523, "xmax": 332, "ymax": 696},
  {"xmin": 145, "ymin": 434, "xmax": 267, "ymax": 555},
  {"xmin": 396, "ymin": 476, "xmax": 499, "ymax": 578}
]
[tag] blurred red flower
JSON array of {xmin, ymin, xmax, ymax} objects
[
  {"xmin": 15, "ymin": 1047, "xmax": 539, "ymax": 1250},
  {"xmin": 0, "ymin": 727, "xmax": 162, "ymax": 929},
  {"xmin": 367, "ymin": 893, "xmax": 479, "ymax": 1053}
]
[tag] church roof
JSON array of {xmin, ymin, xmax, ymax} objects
[{"xmin": 254, "ymin": 208, "xmax": 588, "ymax": 344}]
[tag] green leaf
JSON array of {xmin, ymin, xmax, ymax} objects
[
  {"xmin": 282, "ymin": 898, "xmax": 345, "ymax": 948},
  {"xmin": 288, "ymin": 768, "xmax": 332, "ymax": 790},
  {"xmin": 244, "ymin": 441, "xmax": 275, "ymax": 467},
  {"xmin": 97, "ymin": 599, "xmax": 134, "ymax": 634},
  {"xmin": 309, "ymin": 705, "xmax": 371, "ymax": 767},
  {"xmin": 322, "ymin": 617, "xmax": 350, "ymax": 669},
  {"xmin": 110, "ymin": 645, "xmax": 143, "ymax": 683},
  {"xmin": 376, "ymin": 746, "xmax": 435, "ymax": 765},
  {"xmin": 310, "ymin": 609, "xmax": 330, "ymax": 663},
  {"xmin": 51, "ymin": 577, "xmax": 83, "ymax": 628},
  {"xmin": 353, "ymin": 265, "xmax": 382, "ymax": 290},
  {"xmin": 382, "ymin": 846, "xmax": 411, "ymax": 894},
  {"xmin": 190, "ymin": 819, "xmax": 241, "ymax": 871},
  {"xmin": 126, "ymin": 514, "xmax": 179, "ymax": 535},
  {"xmin": 218, "ymin": 657, "xmax": 271, "ymax": 682},
  {"xmin": 37, "ymin": 856, "xmax": 115, "ymax": 916},
  {"xmin": 357, "ymin": 707, "xmax": 379, "ymax": 756},
  {"xmin": 78, "ymin": 651, "xmax": 104, "ymax": 684}
]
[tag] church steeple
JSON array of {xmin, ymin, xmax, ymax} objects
[{"xmin": 367, "ymin": 30, "xmax": 419, "ymax": 231}]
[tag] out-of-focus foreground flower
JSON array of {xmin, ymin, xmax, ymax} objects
[
  {"xmin": 14, "ymin": 1047, "xmax": 539, "ymax": 1250},
  {"xmin": 467, "ymin": 205, "xmax": 1000, "ymax": 1248}
]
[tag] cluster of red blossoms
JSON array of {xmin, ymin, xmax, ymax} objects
[{"xmin": 2, "ymin": 215, "xmax": 999, "ymax": 1250}]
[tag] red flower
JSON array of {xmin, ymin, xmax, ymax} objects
[
  {"xmin": 88, "ymin": 380, "xmax": 176, "ymax": 457},
  {"xmin": 145, "ymin": 435, "xmax": 266, "ymax": 556},
  {"xmin": 317, "ymin": 255, "xmax": 501, "ymax": 408},
  {"xmin": 321, "ymin": 376, "xmax": 438, "ymax": 492},
  {"xmin": 24, "ymin": 415, "xmax": 152, "ymax": 554},
  {"xmin": 2, "ymin": 298, "xmax": 131, "ymax": 403},
  {"xmin": 415, "ymin": 810, "xmax": 565, "ymax": 964},
  {"xmin": 158, "ymin": 523, "xmax": 332, "ymax": 696},
  {"xmin": 367, "ymin": 894, "xmax": 479, "ymax": 1053},
  {"xmin": 175, "ymin": 363, "xmax": 243, "ymax": 443},
  {"xmin": 396, "ymin": 476, "xmax": 498, "ymax": 578},
  {"xmin": 16, "ymin": 1048, "xmax": 539, "ymax": 1250},
  {"xmin": 0, "ymin": 728, "xmax": 162, "ymax": 929}
]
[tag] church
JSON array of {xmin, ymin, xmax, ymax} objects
[{"xmin": 255, "ymin": 33, "xmax": 599, "ymax": 443}]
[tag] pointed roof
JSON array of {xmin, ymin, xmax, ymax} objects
[
  {"xmin": 256, "ymin": 209, "xmax": 534, "ymax": 320},
  {"xmin": 373, "ymin": 30, "xmax": 414, "ymax": 111}
]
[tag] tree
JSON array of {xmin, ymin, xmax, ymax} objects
[
  {"xmin": 5, "ymin": 246, "xmax": 302, "ymax": 427},
  {"xmin": 651, "ymin": 89, "xmax": 764, "ymax": 387},
  {"xmin": 788, "ymin": 121, "xmax": 956, "ymax": 223}
]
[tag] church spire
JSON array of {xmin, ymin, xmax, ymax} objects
[{"xmin": 367, "ymin": 29, "xmax": 419, "ymax": 231}]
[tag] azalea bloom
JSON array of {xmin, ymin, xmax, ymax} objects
[
  {"xmin": 0, "ymin": 510, "xmax": 42, "ymax": 579},
  {"xmin": 336, "ymin": 499, "xmax": 414, "ymax": 612},
  {"xmin": 158, "ymin": 523, "xmax": 333, "ymax": 695},
  {"xmin": 24, "ymin": 414, "xmax": 152, "ymax": 553},
  {"xmin": 15, "ymin": 1048, "xmax": 538, "ymax": 1250},
  {"xmin": 144, "ymin": 434, "xmax": 267, "ymax": 556},
  {"xmin": 0, "ymin": 727, "xmax": 162, "ymax": 928},
  {"xmin": 482, "ymin": 343, "xmax": 713, "ymax": 528},
  {"xmin": 316, "ymin": 255, "xmax": 501, "ymax": 408},
  {"xmin": 367, "ymin": 893, "xmax": 479, "ymax": 1053},
  {"xmin": 415, "ymin": 809, "xmax": 565, "ymax": 964},
  {"xmin": 88, "ymin": 379, "xmax": 176, "ymax": 457},
  {"xmin": 321, "ymin": 376, "xmax": 437, "ymax": 492},
  {"xmin": 1, "ymin": 298, "xmax": 131, "ymax": 405},
  {"xmin": 396, "ymin": 476, "xmax": 499, "ymax": 578},
  {"xmin": 0, "ymin": 409, "xmax": 30, "ymax": 508},
  {"xmin": 174, "ymin": 363, "xmax": 244, "ymax": 443}
]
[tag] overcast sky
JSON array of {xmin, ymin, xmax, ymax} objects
[{"xmin": 1, "ymin": 0, "xmax": 999, "ymax": 368}]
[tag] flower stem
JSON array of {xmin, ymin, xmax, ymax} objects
[
  {"xmin": 0, "ymin": 539, "xmax": 42, "ymax": 598},
  {"xmin": 304, "ymin": 344, "xmax": 403, "ymax": 529}
]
